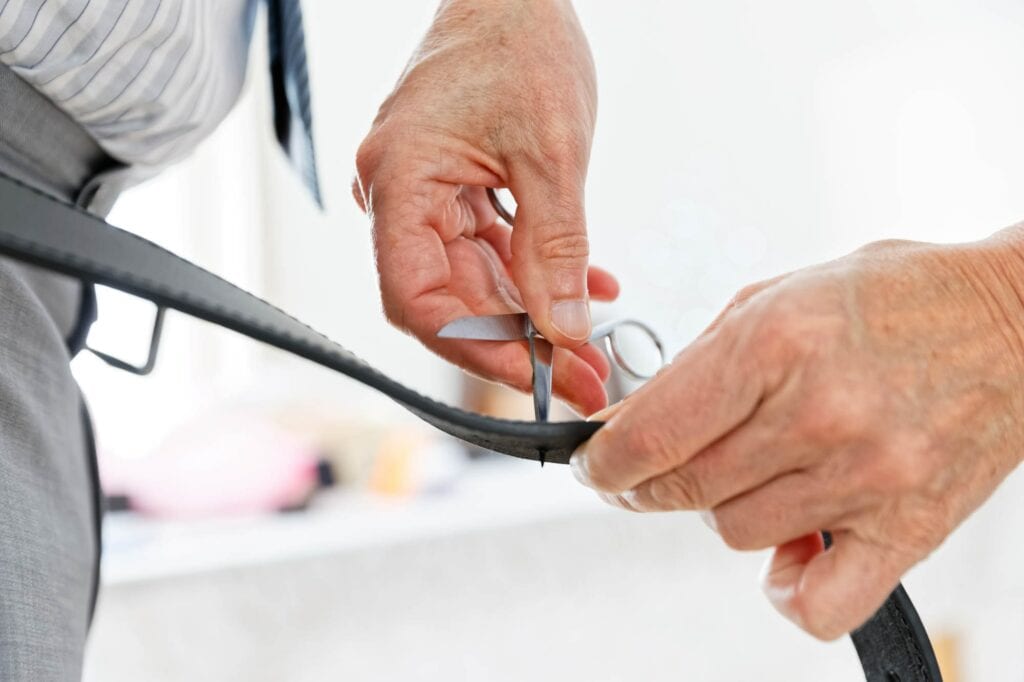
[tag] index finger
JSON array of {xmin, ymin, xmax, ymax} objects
[{"xmin": 572, "ymin": 320, "xmax": 765, "ymax": 493}]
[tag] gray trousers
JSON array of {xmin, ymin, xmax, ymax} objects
[{"xmin": 0, "ymin": 65, "xmax": 124, "ymax": 681}]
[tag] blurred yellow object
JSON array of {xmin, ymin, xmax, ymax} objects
[
  {"xmin": 367, "ymin": 431, "xmax": 423, "ymax": 497},
  {"xmin": 931, "ymin": 631, "xmax": 961, "ymax": 682},
  {"xmin": 274, "ymin": 403, "xmax": 403, "ymax": 488}
]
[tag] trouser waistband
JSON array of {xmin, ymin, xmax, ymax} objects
[
  {"xmin": 0, "ymin": 64, "xmax": 132, "ymax": 353},
  {"xmin": 0, "ymin": 64, "xmax": 123, "ymax": 210}
]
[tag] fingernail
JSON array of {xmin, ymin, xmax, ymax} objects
[
  {"xmin": 569, "ymin": 445, "xmax": 593, "ymax": 488},
  {"xmin": 699, "ymin": 509, "xmax": 718, "ymax": 533},
  {"xmin": 759, "ymin": 555, "xmax": 804, "ymax": 629},
  {"xmin": 550, "ymin": 299, "xmax": 591, "ymax": 341},
  {"xmin": 619, "ymin": 488, "xmax": 641, "ymax": 510},
  {"xmin": 598, "ymin": 492, "xmax": 631, "ymax": 510}
]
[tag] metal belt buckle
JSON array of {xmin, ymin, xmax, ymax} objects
[{"xmin": 85, "ymin": 287, "xmax": 166, "ymax": 376}]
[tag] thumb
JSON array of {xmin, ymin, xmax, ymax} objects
[
  {"xmin": 760, "ymin": 532, "xmax": 904, "ymax": 641},
  {"xmin": 508, "ymin": 165, "xmax": 591, "ymax": 347}
]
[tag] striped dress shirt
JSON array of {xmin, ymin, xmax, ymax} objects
[{"xmin": 0, "ymin": 0, "xmax": 257, "ymax": 172}]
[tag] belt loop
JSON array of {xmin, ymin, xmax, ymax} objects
[
  {"xmin": 68, "ymin": 166, "xmax": 131, "ymax": 356},
  {"xmin": 77, "ymin": 166, "xmax": 132, "ymax": 219}
]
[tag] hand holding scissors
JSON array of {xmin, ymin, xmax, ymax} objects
[
  {"xmin": 439, "ymin": 189, "xmax": 666, "ymax": 427},
  {"xmin": 439, "ymin": 311, "xmax": 665, "ymax": 423}
]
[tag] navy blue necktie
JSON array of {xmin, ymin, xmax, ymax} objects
[{"xmin": 267, "ymin": 0, "xmax": 323, "ymax": 208}]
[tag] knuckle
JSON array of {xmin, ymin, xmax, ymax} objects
[
  {"xmin": 855, "ymin": 238, "xmax": 913, "ymax": 256},
  {"xmin": 750, "ymin": 288, "xmax": 848, "ymax": 369},
  {"xmin": 793, "ymin": 386, "xmax": 864, "ymax": 443},
  {"xmin": 541, "ymin": 135, "xmax": 587, "ymax": 171},
  {"xmin": 715, "ymin": 515, "xmax": 754, "ymax": 551},
  {"xmin": 887, "ymin": 456, "xmax": 930, "ymax": 495},
  {"xmin": 751, "ymin": 301, "xmax": 804, "ymax": 360},
  {"xmin": 536, "ymin": 230, "xmax": 590, "ymax": 265},
  {"xmin": 534, "ymin": 117, "xmax": 590, "ymax": 165},
  {"xmin": 732, "ymin": 281, "xmax": 767, "ymax": 308},
  {"xmin": 863, "ymin": 431, "xmax": 935, "ymax": 495},
  {"xmin": 712, "ymin": 501, "xmax": 780, "ymax": 551},
  {"xmin": 511, "ymin": 115, "xmax": 591, "ymax": 183},
  {"xmin": 354, "ymin": 134, "xmax": 385, "ymax": 182},
  {"xmin": 611, "ymin": 424, "xmax": 678, "ymax": 481},
  {"xmin": 648, "ymin": 466, "xmax": 707, "ymax": 510}
]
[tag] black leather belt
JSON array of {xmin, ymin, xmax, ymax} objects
[{"xmin": 0, "ymin": 170, "xmax": 942, "ymax": 680}]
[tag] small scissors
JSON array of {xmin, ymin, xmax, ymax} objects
[{"xmin": 437, "ymin": 188, "xmax": 666, "ymax": 427}]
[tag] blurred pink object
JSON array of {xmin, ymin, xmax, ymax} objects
[{"xmin": 100, "ymin": 414, "xmax": 321, "ymax": 519}]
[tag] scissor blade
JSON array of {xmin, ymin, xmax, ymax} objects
[
  {"xmin": 437, "ymin": 313, "xmax": 529, "ymax": 341},
  {"xmin": 531, "ymin": 340, "xmax": 552, "ymax": 423}
]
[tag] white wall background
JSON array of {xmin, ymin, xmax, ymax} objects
[{"xmin": 79, "ymin": 1, "xmax": 1024, "ymax": 680}]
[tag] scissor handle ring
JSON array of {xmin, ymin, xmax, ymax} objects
[
  {"xmin": 602, "ymin": 319, "xmax": 666, "ymax": 381},
  {"xmin": 487, "ymin": 187, "xmax": 515, "ymax": 226}
]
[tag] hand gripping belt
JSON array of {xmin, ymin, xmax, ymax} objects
[{"xmin": 0, "ymin": 171, "xmax": 943, "ymax": 681}]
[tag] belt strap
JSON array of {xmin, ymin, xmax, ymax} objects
[{"xmin": 0, "ymin": 170, "xmax": 942, "ymax": 681}]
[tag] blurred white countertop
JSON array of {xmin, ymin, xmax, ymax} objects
[{"xmin": 101, "ymin": 457, "xmax": 607, "ymax": 585}]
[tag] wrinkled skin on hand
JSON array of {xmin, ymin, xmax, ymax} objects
[
  {"xmin": 571, "ymin": 231, "xmax": 1024, "ymax": 639},
  {"xmin": 354, "ymin": 0, "xmax": 618, "ymax": 415}
]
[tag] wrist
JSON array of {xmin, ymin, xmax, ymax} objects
[
  {"xmin": 967, "ymin": 225, "xmax": 1024, "ymax": 328},
  {"xmin": 976, "ymin": 222, "xmax": 1024, "ymax": 321},
  {"xmin": 944, "ymin": 227, "xmax": 1024, "ymax": 468},
  {"xmin": 972, "ymin": 222, "xmax": 1024, "ymax": 395}
]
